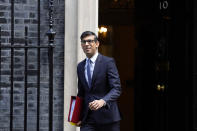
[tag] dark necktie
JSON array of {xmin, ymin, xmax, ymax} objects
[{"xmin": 87, "ymin": 59, "xmax": 92, "ymax": 88}]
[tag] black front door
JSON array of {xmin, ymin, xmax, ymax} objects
[{"xmin": 134, "ymin": 0, "xmax": 194, "ymax": 131}]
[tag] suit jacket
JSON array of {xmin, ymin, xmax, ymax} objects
[{"xmin": 77, "ymin": 53, "xmax": 122, "ymax": 124}]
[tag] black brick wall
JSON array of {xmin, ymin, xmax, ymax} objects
[{"xmin": 0, "ymin": 0, "xmax": 64, "ymax": 131}]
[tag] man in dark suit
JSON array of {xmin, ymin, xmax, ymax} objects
[{"xmin": 77, "ymin": 31, "xmax": 122, "ymax": 131}]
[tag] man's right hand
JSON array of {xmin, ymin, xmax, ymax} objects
[{"xmin": 76, "ymin": 121, "xmax": 82, "ymax": 127}]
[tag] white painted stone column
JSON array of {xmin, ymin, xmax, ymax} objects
[
  {"xmin": 64, "ymin": 0, "xmax": 78, "ymax": 131},
  {"xmin": 77, "ymin": 0, "xmax": 99, "ymax": 62},
  {"xmin": 64, "ymin": 0, "xmax": 98, "ymax": 131}
]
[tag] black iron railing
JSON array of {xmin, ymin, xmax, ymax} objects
[{"xmin": 0, "ymin": 0, "xmax": 56, "ymax": 131}]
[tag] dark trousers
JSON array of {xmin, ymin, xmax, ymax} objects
[{"xmin": 80, "ymin": 121, "xmax": 120, "ymax": 131}]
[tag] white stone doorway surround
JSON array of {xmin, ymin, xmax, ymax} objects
[{"xmin": 64, "ymin": 0, "xmax": 98, "ymax": 131}]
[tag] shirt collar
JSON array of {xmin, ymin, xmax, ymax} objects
[{"xmin": 86, "ymin": 52, "xmax": 98, "ymax": 64}]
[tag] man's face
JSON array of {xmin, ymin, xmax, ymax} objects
[{"xmin": 81, "ymin": 35, "xmax": 99, "ymax": 58}]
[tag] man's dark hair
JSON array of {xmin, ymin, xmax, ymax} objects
[{"xmin": 80, "ymin": 31, "xmax": 98, "ymax": 41}]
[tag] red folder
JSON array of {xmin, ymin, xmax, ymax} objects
[{"xmin": 68, "ymin": 96, "xmax": 83, "ymax": 125}]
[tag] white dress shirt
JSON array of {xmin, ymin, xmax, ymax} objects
[{"xmin": 85, "ymin": 52, "xmax": 98, "ymax": 84}]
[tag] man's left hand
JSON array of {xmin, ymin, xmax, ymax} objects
[{"xmin": 89, "ymin": 99, "xmax": 106, "ymax": 111}]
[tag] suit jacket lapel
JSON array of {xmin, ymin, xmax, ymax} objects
[
  {"xmin": 91, "ymin": 54, "xmax": 102, "ymax": 88},
  {"xmin": 80, "ymin": 59, "xmax": 89, "ymax": 89}
]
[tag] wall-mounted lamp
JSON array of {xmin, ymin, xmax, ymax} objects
[
  {"xmin": 97, "ymin": 26, "xmax": 113, "ymax": 45},
  {"xmin": 97, "ymin": 27, "xmax": 108, "ymax": 33}
]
